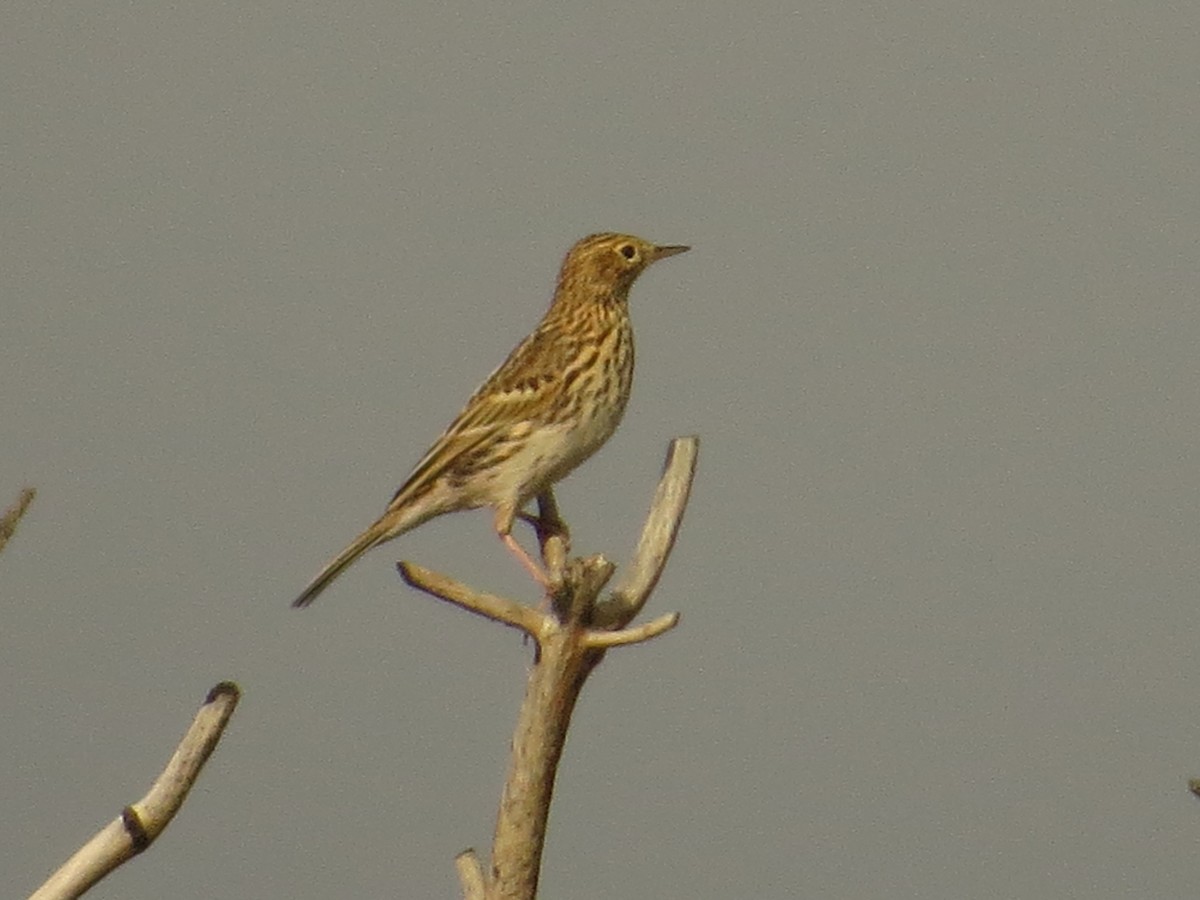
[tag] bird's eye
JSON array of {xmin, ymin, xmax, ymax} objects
[{"xmin": 619, "ymin": 244, "xmax": 637, "ymax": 261}]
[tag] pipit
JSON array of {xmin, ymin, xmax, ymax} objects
[{"xmin": 292, "ymin": 232, "xmax": 689, "ymax": 608}]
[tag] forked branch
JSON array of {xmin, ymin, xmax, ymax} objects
[{"xmin": 397, "ymin": 435, "xmax": 699, "ymax": 900}]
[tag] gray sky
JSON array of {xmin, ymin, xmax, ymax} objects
[{"xmin": 5, "ymin": 2, "xmax": 1200, "ymax": 897}]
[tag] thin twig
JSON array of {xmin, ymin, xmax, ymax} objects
[
  {"xmin": 399, "ymin": 562, "xmax": 549, "ymax": 640},
  {"xmin": 593, "ymin": 436, "xmax": 698, "ymax": 628},
  {"xmin": 583, "ymin": 612, "xmax": 681, "ymax": 648},
  {"xmin": 30, "ymin": 682, "xmax": 241, "ymax": 900},
  {"xmin": 0, "ymin": 486, "xmax": 36, "ymax": 555},
  {"xmin": 456, "ymin": 850, "xmax": 486, "ymax": 900}
]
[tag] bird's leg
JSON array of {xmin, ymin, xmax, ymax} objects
[
  {"xmin": 501, "ymin": 532, "xmax": 554, "ymax": 589},
  {"xmin": 516, "ymin": 491, "xmax": 571, "ymax": 550},
  {"xmin": 496, "ymin": 506, "xmax": 555, "ymax": 593},
  {"xmin": 515, "ymin": 510, "xmax": 546, "ymax": 531},
  {"xmin": 516, "ymin": 491, "xmax": 572, "ymax": 592}
]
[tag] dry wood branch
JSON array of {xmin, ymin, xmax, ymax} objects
[
  {"xmin": 593, "ymin": 436, "xmax": 699, "ymax": 628},
  {"xmin": 399, "ymin": 562, "xmax": 550, "ymax": 641},
  {"xmin": 456, "ymin": 850, "xmax": 486, "ymax": 900},
  {"xmin": 30, "ymin": 682, "xmax": 241, "ymax": 900},
  {"xmin": 0, "ymin": 486, "xmax": 36, "ymax": 555},
  {"xmin": 554, "ymin": 554, "xmax": 615, "ymax": 625},
  {"xmin": 488, "ymin": 616, "xmax": 595, "ymax": 900},
  {"xmin": 397, "ymin": 437, "xmax": 699, "ymax": 900},
  {"xmin": 583, "ymin": 611, "xmax": 681, "ymax": 648}
]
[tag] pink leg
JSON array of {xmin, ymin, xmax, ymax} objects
[{"xmin": 502, "ymin": 532, "xmax": 552, "ymax": 589}]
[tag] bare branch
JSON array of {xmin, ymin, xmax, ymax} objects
[
  {"xmin": 583, "ymin": 612, "xmax": 681, "ymax": 648},
  {"xmin": 398, "ymin": 561, "xmax": 549, "ymax": 640},
  {"xmin": 30, "ymin": 682, "xmax": 241, "ymax": 900},
  {"xmin": 456, "ymin": 849, "xmax": 486, "ymax": 900},
  {"xmin": 594, "ymin": 436, "xmax": 699, "ymax": 627},
  {"xmin": 554, "ymin": 554, "xmax": 615, "ymax": 625},
  {"xmin": 488, "ymin": 624, "xmax": 589, "ymax": 900},
  {"xmin": 391, "ymin": 437, "xmax": 700, "ymax": 900},
  {"xmin": 0, "ymin": 486, "xmax": 36, "ymax": 555}
]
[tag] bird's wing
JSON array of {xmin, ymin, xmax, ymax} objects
[
  {"xmin": 386, "ymin": 425, "xmax": 499, "ymax": 510},
  {"xmin": 388, "ymin": 322, "xmax": 570, "ymax": 508},
  {"xmin": 461, "ymin": 320, "xmax": 572, "ymax": 414}
]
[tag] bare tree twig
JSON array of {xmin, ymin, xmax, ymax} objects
[
  {"xmin": 29, "ymin": 682, "xmax": 241, "ymax": 900},
  {"xmin": 456, "ymin": 849, "xmax": 486, "ymax": 900},
  {"xmin": 0, "ymin": 486, "xmax": 36, "ymax": 555},
  {"xmin": 582, "ymin": 611, "xmax": 681, "ymax": 648},
  {"xmin": 399, "ymin": 562, "xmax": 550, "ymax": 641},
  {"xmin": 594, "ymin": 436, "xmax": 699, "ymax": 627}
]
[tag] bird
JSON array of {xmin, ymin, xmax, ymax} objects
[{"xmin": 291, "ymin": 232, "xmax": 689, "ymax": 608}]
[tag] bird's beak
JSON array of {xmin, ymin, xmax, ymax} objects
[{"xmin": 651, "ymin": 243, "xmax": 690, "ymax": 261}]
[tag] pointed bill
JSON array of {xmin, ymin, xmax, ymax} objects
[{"xmin": 651, "ymin": 243, "xmax": 690, "ymax": 261}]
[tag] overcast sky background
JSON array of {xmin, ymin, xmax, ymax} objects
[{"xmin": 5, "ymin": 2, "xmax": 1200, "ymax": 897}]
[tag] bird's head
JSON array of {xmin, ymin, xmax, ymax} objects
[{"xmin": 555, "ymin": 232, "xmax": 690, "ymax": 302}]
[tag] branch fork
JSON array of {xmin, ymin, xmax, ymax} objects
[{"xmin": 398, "ymin": 436, "xmax": 699, "ymax": 900}]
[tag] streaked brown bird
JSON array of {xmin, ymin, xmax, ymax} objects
[{"xmin": 292, "ymin": 232, "xmax": 689, "ymax": 608}]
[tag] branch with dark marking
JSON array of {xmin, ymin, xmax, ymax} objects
[{"xmin": 29, "ymin": 683, "xmax": 241, "ymax": 900}]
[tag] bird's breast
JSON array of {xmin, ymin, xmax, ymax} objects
[{"xmin": 509, "ymin": 315, "xmax": 634, "ymax": 496}]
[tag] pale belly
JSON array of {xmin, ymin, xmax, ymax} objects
[{"xmin": 507, "ymin": 400, "xmax": 625, "ymax": 499}]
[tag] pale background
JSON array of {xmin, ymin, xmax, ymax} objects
[{"xmin": 4, "ymin": 2, "xmax": 1199, "ymax": 897}]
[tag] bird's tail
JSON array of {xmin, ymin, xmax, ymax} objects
[{"xmin": 291, "ymin": 521, "xmax": 390, "ymax": 609}]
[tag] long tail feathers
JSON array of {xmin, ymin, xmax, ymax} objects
[{"xmin": 291, "ymin": 523, "xmax": 388, "ymax": 609}]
